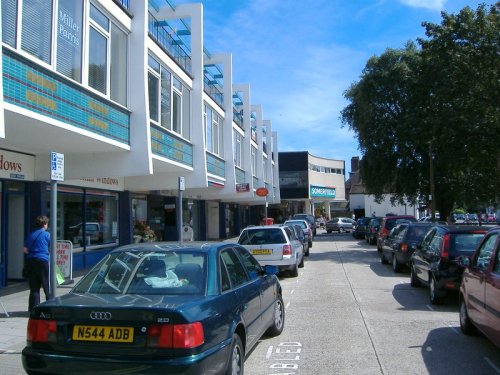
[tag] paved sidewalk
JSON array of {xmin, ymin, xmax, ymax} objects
[{"xmin": 0, "ymin": 279, "xmax": 80, "ymax": 374}]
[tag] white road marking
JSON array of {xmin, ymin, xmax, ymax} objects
[
  {"xmin": 485, "ymin": 357, "xmax": 500, "ymax": 374},
  {"xmin": 290, "ymin": 289, "xmax": 295, "ymax": 294},
  {"xmin": 426, "ymin": 305, "xmax": 434, "ymax": 311},
  {"xmin": 285, "ymin": 302, "xmax": 290, "ymax": 310},
  {"xmin": 266, "ymin": 345, "xmax": 274, "ymax": 359}
]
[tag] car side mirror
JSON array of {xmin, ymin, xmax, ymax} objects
[
  {"xmin": 457, "ymin": 255, "xmax": 471, "ymax": 267},
  {"xmin": 264, "ymin": 265, "xmax": 279, "ymax": 275}
]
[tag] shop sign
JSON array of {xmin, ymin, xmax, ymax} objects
[
  {"xmin": 256, "ymin": 187, "xmax": 268, "ymax": 197},
  {"xmin": 0, "ymin": 149, "xmax": 35, "ymax": 181},
  {"xmin": 310, "ymin": 185, "xmax": 336, "ymax": 198},
  {"xmin": 236, "ymin": 183, "xmax": 250, "ymax": 192},
  {"xmin": 64, "ymin": 177, "xmax": 124, "ymax": 191}
]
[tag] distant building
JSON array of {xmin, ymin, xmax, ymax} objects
[
  {"xmin": 346, "ymin": 157, "xmax": 417, "ymax": 219},
  {"xmin": 275, "ymin": 152, "xmax": 347, "ymax": 221}
]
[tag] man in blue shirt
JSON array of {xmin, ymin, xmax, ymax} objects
[{"xmin": 23, "ymin": 215, "xmax": 51, "ymax": 312}]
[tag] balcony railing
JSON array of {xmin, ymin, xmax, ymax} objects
[
  {"xmin": 148, "ymin": 12, "xmax": 192, "ymax": 75},
  {"xmin": 113, "ymin": 0, "xmax": 130, "ymax": 10},
  {"xmin": 233, "ymin": 107, "xmax": 243, "ymax": 128},
  {"xmin": 203, "ymin": 74, "xmax": 224, "ymax": 107}
]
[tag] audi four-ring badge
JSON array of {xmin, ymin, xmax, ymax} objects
[
  {"xmin": 22, "ymin": 242, "xmax": 285, "ymax": 374},
  {"xmin": 90, "ymin": 312, "xmax": 112, "ymax": 320}
]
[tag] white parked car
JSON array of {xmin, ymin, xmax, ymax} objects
[{"xmin": 238, "ymin": 225, "xmax": 304, "ymax": 277}]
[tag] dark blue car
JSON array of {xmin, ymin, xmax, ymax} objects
[{"xmin": 22, "ymin": 242, "xmax": 285, "ymax": 374}]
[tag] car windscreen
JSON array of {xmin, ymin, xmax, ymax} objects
[
  {"xmin": 285, "ymin": 221, "xmax": 307, "ymax": 229},
  {"xmin": 238, "ymin": 228, "xmax": 286, "ymax": 245},
  {"xmin": 72, "ymin": 250, "xmax": 207, "ymax": 295}
]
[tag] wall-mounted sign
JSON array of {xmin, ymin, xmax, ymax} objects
[
  {"xmin": 0, "ymin": 149, "xmax": 35, "ymax": 181},
  {"xmin": 236, "ymin": 183, "xmax": 250, "ymax": 192},
  {"xmin": 256, "ymin": 187, "xmax": 269, "ymax": 197},
  {"xmin": 310, "ymin": 185, "xmax": 336, "ymax": 198},
  {"xmin": 50, "ymin": 152, "xmax": 65, "ymax": 181}
]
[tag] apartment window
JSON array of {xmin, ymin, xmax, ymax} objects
[
  {"xmin": 1, "ymin": 0, "xmax": 17, "ymax": 47},
  {"xmin": 204, "ymin": 104, "xmax": 223, "ymax": 156},
  {"xmin": 21, "ymin": 0, "xmax": 53, "ymax": 64},
  {"xmin": 148, "ymin": 55, "xmax": 190, "ymax": 139},
  {"xmin": 251, "ymin": 147, "xmax": 257, "ymax": 176},
  {"xmin": 56, "ymin": 0, "xmax": 84, "ymax": 82},
  {"xmin": 110, "ymin": 23, "xmax": 127, "ymax": 106},
  {"xmin": 233, "ymin": 130, "xmax": 243, "ymax": 168},
  {"xmin": 88, "ymin": 4, "xmax": 108, "ymax": 94}
]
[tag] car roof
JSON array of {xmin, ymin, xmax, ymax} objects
[
  {"xmin": 109, "ymin": 241, "xmax": 227, "ymax": 254},
  {"xmin": 433, "ymin": 225, "xmax": 491, "ymax": 233}
]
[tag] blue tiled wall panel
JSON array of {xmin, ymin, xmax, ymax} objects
[
  {"xmin": 151, "ymin": 124, "xmax": 193, "ymax": 166},
  {"xmin": 206, "ymin": 152, "xmax": 225, "ymax": 178},
  {"xmin": 2, "ymin": 50, "xmax": 130, "ymax": 144},
  {"xmin": 235, "ymin": 167, "xmax": 245, "ymax": 184}
]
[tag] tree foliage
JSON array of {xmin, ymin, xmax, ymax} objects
[{"xmin": 341, "ymin": 3, "xmax": 500, "ymax": 219}]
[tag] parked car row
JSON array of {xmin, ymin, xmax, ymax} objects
[{"xmin": 360, "ymin": 216, "xmax": 499, "ymax": 348}]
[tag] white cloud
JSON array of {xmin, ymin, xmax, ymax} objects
[{"xmin": 399, "ymin": 0, "xmax": 447, "ymax": 10}]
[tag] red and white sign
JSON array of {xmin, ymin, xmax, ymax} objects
[
  {"xmin": 255, "ymin": 187, "xmax": 268, "ymax": 197},
  {"xmin": 56, "ymin": 240, "xmax": 73, "ymax": 279}
]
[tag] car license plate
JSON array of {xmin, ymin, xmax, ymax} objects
[
  {"xmin": 252, "ymin": 249, "xmax": 272, "ymax": 255},
  {"xmin": 72, "ymin": 325, "xmax": 134, "ymax": 343}
]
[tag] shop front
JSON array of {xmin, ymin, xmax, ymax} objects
[{"xmin": 0, "ymin": 150, "xmax": 35, "ymax": 287}]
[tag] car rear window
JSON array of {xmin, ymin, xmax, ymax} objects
[
  {"xmin": 406, "ymin": 226, "xmax": 432, "ymax": 241},
  {"xmin": 386, "ymin": 217, "xmax": 415, "ymax": 230},
  {"xmin": 451, "ymin": 233, "xmax": 485, "ymax": 255},
  {"xmin": 285, "ymin": 220, "xmax": 307, "ymax": 229},
  {"xmin": 238, "ymin": 228, "xmax": 286, "ymax": 245}
]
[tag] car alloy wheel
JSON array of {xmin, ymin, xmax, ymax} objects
[
  {"xmin": 429, "ymin": 277, "xmax": 441, "ymax": 305},
  {"xmin": 339, "ymin": 227, "xmax": 345, "ymax": 233},
  {"xmin": 459, "ymin": 297, "xmax": 476, "ymax": 335},
  {"xmin": 226, "ymin": 334, "xmax": 244, "ymax": 375},
  {"xmin": 392, "ymin": 254, "xmax": 402, "ymax": 273},
  {"xmin": 266, "ymin": 296, "xmax": 285, "ymax": 337},
  {"xmin": 410, "ymin": 265, "xmax": 420, "ymax": 287}
]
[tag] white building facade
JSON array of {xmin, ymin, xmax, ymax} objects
[{"xmin": 0, "ymin": 0, "xmax": 280, "ymax": 286}]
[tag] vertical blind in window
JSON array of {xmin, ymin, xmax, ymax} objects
[
  {"xmin": 1, "ymin": 0, "xmax": 17, "ymax": 47},
  {"xmin": 110, "ymin": 23, "xmax": 127, "ymax": 106},
  {"xmin": 21, "ymin": 0, "xmax": 53, "ymax": 63},
  {"xmin": 88, "ymin": 27, "xmax": 107, "ymax": 94}
]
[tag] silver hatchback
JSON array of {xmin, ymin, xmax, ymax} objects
[
  {"xmin": 238, "ymin": 225, "xmax": 304, "ymax": 277},
  {"xmin": 325, "ymin": 217, "xmax": 357, "ymax": 233}
]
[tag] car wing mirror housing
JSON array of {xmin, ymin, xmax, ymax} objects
[
  {"xmin": 457, "ymin": 255, "xmax": 470, "ymax": 267},
  {"xmin": 264, "ymin": 265, "xmax": 279, "ymax": 275}
]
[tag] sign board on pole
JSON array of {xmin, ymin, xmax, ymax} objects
[
  {"xmin": 56, "ymin": 240, "xmax": 73, "ymax": 283},
  {"xmin": 179, "ymin": 176, "xmax": 185, "ymax": 191},
  {"xmin": 50, "ymin": 152, "xmax": 64, "ymax": 181}
]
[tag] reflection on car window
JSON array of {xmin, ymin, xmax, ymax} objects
[
  {"xmin": 73, "ymin": 250, "xmax": 207, "ymax": 295},
  {"xmin": 220, "ymin": 258, "xmax": 231, "ymax": 292},
  {"xmin": 493, "ymin": 241, "xmax": 500, "ymax": 274},
  {"xmin": 235, "ymin": 247, "xmax": 262, "ymax": 279},
  {"xmin": 221, "ymin": 249, "xmax": 249, "ymax": 288},
  {"xmin": 474, "ymin": 233, "xmax": 498, "ymax": 270}
]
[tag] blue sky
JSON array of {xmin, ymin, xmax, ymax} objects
[{"xmin": 173, "ymin": 0, "xmax": 493, "ymax": 173}]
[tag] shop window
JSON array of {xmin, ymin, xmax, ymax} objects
[{"xmin": 50, "ymin": 187, "xmax": 118, "ymax": 250}]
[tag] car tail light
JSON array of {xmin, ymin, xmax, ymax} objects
[
  {"xmin": 440, "ymin": 234, "xmax": 450, "ymax": 259},
  {"xmin": 400, "ymin": 243, "xmax": 408, "ymax": 253},
  {"xmin": 27, "ymin": 319, "xmax": 57, "ymax": 343},
  {"xmin": 283, "ymin": 244, "xmax": 292, "ymax": 256},
  {"xmin": 148, "ymin": 322, "xmax": 204, "ymax": 349}
]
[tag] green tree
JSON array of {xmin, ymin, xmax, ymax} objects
[{"xmin": 341, "ymin": 3, "xmax": 500, "ymax": 219}]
